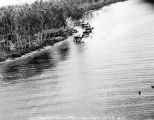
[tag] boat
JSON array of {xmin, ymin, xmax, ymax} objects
[
  {"xmin": 83, "ymin": 31, "xmax": 90, "ymax": 35},
  {"xmin": 73, "ymin": 35, "xmax": 84, "ymax": 43},
  {"xmin": 81, "ymin": 23, "xmax": 90, "ymax": 28}
]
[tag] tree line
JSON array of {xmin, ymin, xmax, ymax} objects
[{"xmin": 0, "ymin": 0, "xmax": 100, "ymax": 40}]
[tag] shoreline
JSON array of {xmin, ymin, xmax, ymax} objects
[
  {"xmin": 0, "ymin": 27, "xmax": 76, "ymax": 62},
  {"xmin": 0, "ymin": 0, "xmax": 127, "ymax": 63},
  {"xmin": 79, "ymin": 0, "xmax": 127, "ymax": 13}
]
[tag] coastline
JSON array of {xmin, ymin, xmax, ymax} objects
[
  {"xmin": 0, "ymin": 0, "xmax": 127, "ymax": 63},
  {"xmin": 79, "ymin": 0, "xmax": 127, "ymax": 13}
]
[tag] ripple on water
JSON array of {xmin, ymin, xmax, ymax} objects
[{"xmin": 0, "ymin": 0, "xmax": 154, "ymax": 120}]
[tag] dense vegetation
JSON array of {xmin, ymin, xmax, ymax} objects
[{"xmin": 0, "ymin": 0, "xmax": 102, "ymax": 39}]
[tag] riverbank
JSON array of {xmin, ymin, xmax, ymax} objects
[
  {"xmin": 0, "ymin": 27, "xmax": 76, "ymax": 62},
  {"xmin": 0, "ymin": 0, "xmax": 128, "ymax": 63},
  {"xmin": 79, "ymin": 0, "xmax": 127, "ymax": 13}
]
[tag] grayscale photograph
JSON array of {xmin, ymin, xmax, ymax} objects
[{"xmin": 0, "ymin": 0, "xmax": 154, "ymax": 120}]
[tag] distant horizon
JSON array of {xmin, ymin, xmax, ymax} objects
[{"xmin": 0, "ymin": 0, "xmax": 47, "ymax": 7}]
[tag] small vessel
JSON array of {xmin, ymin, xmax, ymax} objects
[
  {"xmin": 83, "ymin": 31, "xmax": 90, "ymax": 35},
  {"xmin": 74, "ymin": 35, "xmax": 83, "ymax": 40},
  {"xmin": 85, "ymin": 27, "xmax": 94, "ymax": 32},
  {"xmin": 73, "ymin": 35, "xmax": 84, "ymax": 44},
  {"xmin": 85, "ymin": 29, "xmax": 92, "ymax": 33},
  {"xmin": 151, "ymin": 86, "xmax": 154, "ymax": 88},
  {"xmin": 81, "ymin": 23, "xmax": 90, "ymax": 28}
]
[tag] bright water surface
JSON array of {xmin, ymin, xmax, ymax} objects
[{"xmin": 0, "ymin": 0, "xmax": 154, "ymax": 120}]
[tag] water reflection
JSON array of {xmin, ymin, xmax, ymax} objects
[
  {"xmin": 143, "ymin": 0, "xmax": 154, "ymax": 4},
  {"xmin": 2, "ymin": 52, "xmax": 52, "ymax": 82},
  {"xmin": 142, "ymin": 0, "xmax": 154, "ymax": 8},
  {"xmin": 57, "ymin": 42, "xmax": 70, "ymax": 61},
  {"xmin": 1, "ymin": 1, "xmax": 154, "ymax": 120},
  {"xmin": 1, "ymin": 42, "xmax": 70, "ymax": 83},
  {"xmin": 74, "ymin": 43, "xmax": 86, "ymax": 54}
]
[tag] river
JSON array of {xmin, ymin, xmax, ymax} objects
[{"xmin": 0, "ymin": 0, "xmax": 154, "ymax": 120}]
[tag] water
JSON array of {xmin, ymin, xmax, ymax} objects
[{"xmin": 0, "ymin": 0, "xmax": 154, "ymax": 120}]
